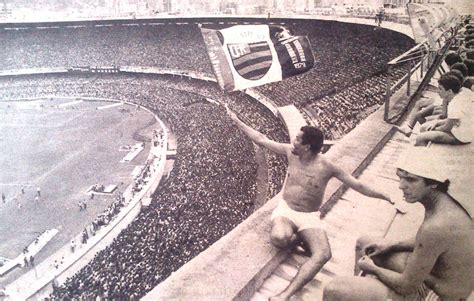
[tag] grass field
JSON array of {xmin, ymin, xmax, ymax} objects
[{"xmin": 0, "ymin": 98, "xmax": 156, "ymax": 285}]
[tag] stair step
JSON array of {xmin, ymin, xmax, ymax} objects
[
  {"xmin": 261, "ymin": 273, "xmax": 290, "ymax": 293},
  {"xmin": 275, "ymin": 262, "xmax": 298, "ymax": 278},
  {"xmin": 250, "ymin": 291, "xmax": 270, "ymax": 301}
]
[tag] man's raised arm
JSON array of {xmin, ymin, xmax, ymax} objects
[
  {"xmin": 226, "ymin": 105, "xmax": 289, "ymax": 155},
  {"xmin": 332, "ymin": 164, "xmax": 392, "ymax": 203}
]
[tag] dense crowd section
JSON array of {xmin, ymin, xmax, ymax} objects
[
  {"xmin": 0, "ymin": 24, "xmax": 212, "ymax": 74},
  {"xmin": 255, "ymin": 20, "xmax": 413, "ymax": 106},
  {"xmin": 0, "ymin": 20, "xmax": 413, "ymax": 142},
  {"xmin": 254, "ymin": 21, "xmax": 413, "ymax": 140},
  {"xmin": 0, "ymin": 73, "xmax": 288, "ymax": 299},
  {"xmin": 301, "ymin": 66, "xmax": 409, "ymax": 140}
]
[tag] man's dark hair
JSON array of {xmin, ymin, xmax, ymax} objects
[
  {"xmin": 423, "ymin": 178, "xmax": 450, "ymax": 193},
  {"xmin": 444, "ymin": 52, "xmax": 462, "ymax": 66},
  {"xmin": 446, "ymin": 70, "xmax": 465, "ymax": 85},
  {"xmin": 464, "ymin": 58, "xmax": 474, "ymax": 76},
  {"xmin": 466, "ymin": 40, "xmax": 474, "ymax": 48},
  {"xmin": 463, "ymin": 78, "xmax": 473, "ymax": 89},
  {"xmin": 438, "ymin": 74, "xmax": 462, "ymax": 94},
  {"xmin": 300, "ymin": 126, "xmax": 324, "ymax": 154},
  {"xmin": 451, "ymin": 62, "xmax": 469, "ymax": 77},
  {"xmin": 464, "ymin": 34, "xmax": 474, "ymax": 42},
  {"xmin": 465, "ymin": 50, "xmax": 474, "ymax": 60}
]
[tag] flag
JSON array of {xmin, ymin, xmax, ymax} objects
[{"xmin": 200, "ymin": 24, "xmax": 315, "ymax": 92}]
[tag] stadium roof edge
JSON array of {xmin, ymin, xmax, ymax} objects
[{"xmin": 0, "ymin": 15, "xmax": 413, "ymax": 39}]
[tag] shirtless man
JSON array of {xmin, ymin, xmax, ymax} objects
[
  {"xmin": 226, "ymin": 106, "xmax": 392, "ymax": 300},
  {"xmin": 323, "ymin": 147, "xmax": 473, "ymax": 301}
]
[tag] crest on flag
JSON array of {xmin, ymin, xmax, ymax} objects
[
  {"xmin": 200, "ymin": 24, "xmax": 315, "ymax": 92},
  {"xmin": 227, "ymin": 42, "xmax": 273, "ymax": 80}
]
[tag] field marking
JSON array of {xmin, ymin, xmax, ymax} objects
[
  {"xmin": 97, "ymin": 102, "xmax": 123, "ymax": 110},
  {"xmin": 0, "ymin": 111, "xmax": 87, "ymax": 128},
  {"xmin": 27, "ymin": 114, "xmax": 137, "ymax": 187},
  {"xmin": 57, "ymin": 100, "xmax": 83, "ymax": 108}
]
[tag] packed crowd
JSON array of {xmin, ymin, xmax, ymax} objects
[
  {"xmin": 256, "ymin": 20, "xmax": 414, "ymax": 106},
  {"xmin": 301, "ymin": 66, "xmax": 409, "ymax": 140},
  {"xmin": 1, "ymin": 20, "xmax": 412, "ymax": 108},
  {"xmin": 89, "ymin": 193, "xmax": 128, "ymax": 236},
  {"xmin": 0, "ymin": 24, "xmax": 212, "ymax": 74},
  {"xmin": 0, "ymin": 73, "xmax": 288, "ymax": 299}
]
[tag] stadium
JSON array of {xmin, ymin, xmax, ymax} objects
[{"xmin": 0, "ymin": 1, "xmax": 472, "ymax": 301}]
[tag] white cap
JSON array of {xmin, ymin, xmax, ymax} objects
[
  {"xmin": 396, "ymin": 145, "xmax": 473, "ymax": 219},
  {"xmin": 396, "ymin": 146, "xmax": 448, "ymax": 183}
]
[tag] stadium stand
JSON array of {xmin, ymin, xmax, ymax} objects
[{"xmin": 0, "ymin": 18, "xmax": 415, "ymax": 299}]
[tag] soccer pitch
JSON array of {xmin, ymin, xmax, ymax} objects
[{"xmin": 0, "ymin": 98, "xmax": 156, "ymax": 279}]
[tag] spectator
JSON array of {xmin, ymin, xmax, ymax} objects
[{"xmin": 415, "ymin": 74, "xmax": 472, "ymax": 146}]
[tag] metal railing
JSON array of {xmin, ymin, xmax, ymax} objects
[{"xmin": 383, "ymin": 27, "xmax": 456, "ymax": 123}]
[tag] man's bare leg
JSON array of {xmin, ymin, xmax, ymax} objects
[
  {"xmin": 323, "ymin": 276, "xmax": 394, "ymax": 301},
  {"xmin": 415, "ymin": 131, "xmax": 459, "ymax": 146},
  {"xmin": 396, "ymin": 99, "xmax": 434, "ymax": 137},
  {"xmin": 270, "ymin": 228, "xmax": 332, "ymax": 301},
  {"xmin": 354, "ymin": 236, "xmax": 409, "ymax": 275},
  {"xmin": 270, "ymin": 217, "xmax": 299, "ymax": 249}
]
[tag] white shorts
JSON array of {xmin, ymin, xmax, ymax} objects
[{"xmin": 271, "ymin": 197, "xmax": 325, "ymax": 232}]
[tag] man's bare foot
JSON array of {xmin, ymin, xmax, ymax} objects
[{"xmin": 395, "ymin": 123, "xmax": 412, "ymax": 137}]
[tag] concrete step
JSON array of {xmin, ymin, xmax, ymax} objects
[
  {"xmin": 325, "ymin": 223, "xmax": 361, "ymax": 241},
  {"xmin": 260, "ymin": 272, "xmax": 290, "ymax": 293},
  {"xmin": 275, "ymin": 262, "xmax": 298, "ymax": 279},
  {"xmin": 250, "ymin": 291, "xmax": 271, "ymax": 301},
  {"xmin": 364, "ymin": 166, "xmax": 399, "ymax": 181},
  {"xmin": 257, "ymin": 285, "xmax": 276, "ymax": 299}
]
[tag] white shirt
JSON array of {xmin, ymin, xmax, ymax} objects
[{"xmin": 448, "ymin": 88, "xmax": 473, "ymax": 143}]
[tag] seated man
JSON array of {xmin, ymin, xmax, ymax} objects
[
  {"xmin": 415, "ymin": 74, "xmax": 472, "ymax": 146},
  {"xmin": 323, "ymin": 147, "xmax": 473, "ymax": 301},
  {"xmin": 397, "ymin": 67, "xmax": 470, "ymax": 138},
  {"xmin": 226, "ymin": 105, "xmax": 393, "ymax": 301},
  {"xmin": 396, "ymin": 96, "xmax": 441, "ymax": 137}
]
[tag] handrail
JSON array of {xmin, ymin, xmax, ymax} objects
[{"xmin": 388, "ymin": 40, "xmax": 429, "ymax": 66}]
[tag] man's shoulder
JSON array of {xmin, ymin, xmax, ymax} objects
[
  {"xmin": 318, "ymin": 156, "xmax": 340, "ymax": 170},
  {"xmin": 415, "ymin": 221, "xmax": 452, "ymax": 253},
  {"xmin": 421, "ymin": 210, "xmax": 470, "ymax": 239},
  {"xmin": 314, "ymin": 155, "xmax": 339, "ymax": 175}
]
